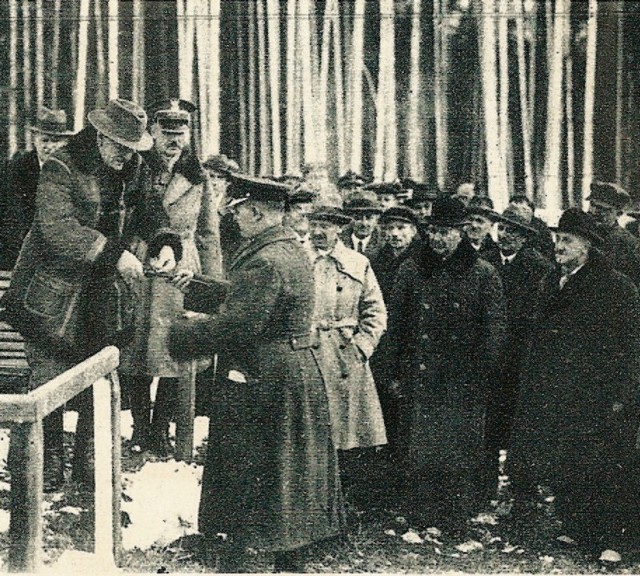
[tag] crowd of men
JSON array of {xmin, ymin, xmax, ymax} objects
[{"xmin": 1, "ymin": 99, "xmax": 640, "ymax": 571}]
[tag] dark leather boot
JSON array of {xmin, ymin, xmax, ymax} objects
[{"xmin": 149, "ymin": 378, "xmax": 177, "ymax": 457}]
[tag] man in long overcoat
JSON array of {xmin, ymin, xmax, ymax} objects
[
  {"xmin": 508, "ymin": 208, "xmax": 640, "ymax": 559},
  {"xmin": 168, "ymin": 175, "xmax": 343, "ymax": 573},
  {"xmin": 387, "ymin": 196, "xmax": 506, "ymax": 536},
  {"xmin": 340, "ymin": 193, "xmax": 385, "ymax": 260},
  {"xmin": 1, "ymin": 99, "xmax": 180, "ymax": 490},
  {"xmin": 465, "ymin": 196, "xmax": 501, "ymax": 268}
]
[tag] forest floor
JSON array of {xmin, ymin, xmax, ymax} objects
[{"xmin": 0, "ymin": 415, "xmax": 636, "ymax": 574}]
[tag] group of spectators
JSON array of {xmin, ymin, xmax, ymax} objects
[{"xmin": 2, "ymin": 99, "xmax": 640, "ymax": 571}]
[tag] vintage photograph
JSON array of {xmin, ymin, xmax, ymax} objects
[{"xmin": 0, "ymin": 0, "xmax": 639, "ymax": 573}]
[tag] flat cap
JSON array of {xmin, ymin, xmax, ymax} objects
[
  {"xmin": 308, "ymin": 205, "xmax": 352, "ymax": 226},
  {"xmin": 226, "ymin": 174, "xmax": 290, "ymax": 208},
  {"xmin": 344, "ymin": 196, "xmax": 383, "ymax": 215},
  {"xmin": 587, "ymin": 181, "xmax": 630, "ymax": 210},
  {"xmin": 381, "ymin": 206, "xmax": 419, "ymax": 226},
  {"xmin": 148, "ymin": 98, "xmax": 196, "ymax": 133}
]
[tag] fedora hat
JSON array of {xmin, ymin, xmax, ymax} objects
[
  {"xmin": 428, "ymin": 196, "xmax": 470, "ymax": 227},
  {"xmin": 308, "ymin": 205, "xmax": 352, "ymax": 226},
  {"xmin": 29, "ymin": 107, "xmax": 74, "ymax": 136},
  {"xmin": 586, "ymin": 181, "xmax": 630, "ymax": 211},
  {"xmin": 87, "ymin": 99, "xmax": 153, "ymax": 151},
  {"xmin": 344, "ymin": 195, "xmax": 383, "ymax": 215},
  {"xmin": 381, "ymin": 206, "xmax": 419, "ymax": 226},
  {"xmin": 553, "ymin": 208, "xmax": 603, "ymax": 246},
  {"xmin": 493, "ymin": 205, "xmax": 537, "ymax": 235}
]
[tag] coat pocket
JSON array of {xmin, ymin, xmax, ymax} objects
[{"xmin": 23, "ymin": 271, "xmax": 83, "ymax": 342}]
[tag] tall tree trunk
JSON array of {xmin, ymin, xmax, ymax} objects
[
  {"xmin": 95, "ymin": 0, "xmax": 107, "ymax": 108},
  {"xmin": 581, "ymin": 0, "xmax": 598, "ymax": 206},
  {"xmin": 238, "ymin": 2, "xmax": 248, "ymax": 169},
  {"xmin": 566, "ymin": 52, "xmax": 574, "ymax": 206},
  {"xmin": 257, "ymin": 0, "xmax": 271, "ymax": 174},
  {"xmin": 22, "ymin": 0, "xmax": 32, "ymax": 148},
  {"xmin": 383, "ymin": 0, "xmax": 397, "ymax": 181},
  {"xmin": 374, "ymin": 3, "xmax": 388, "ymax": 181},
  {"xmin": 285, "ymin": 0, "xmax": 299, "ymax": 173},
  {"xmin": 35, "ymin": 0, "xmax": 44, "ymax": 113},
  {"xmin": 407, "ymin": 0, "xmax": 423, "ymax": 179},
  {"xmin": 515, "ymin": 0, "xmax": 533, "ymax": 199},
  {"xmin": 248, "ymin": 0, "xmax": 257, "ymax": 173},
  {"xmin": 615, "ymin": 1, "xmax": 624, "ymax": 184},
  {"xmin": 195, "ymin": 0, "xmax": 210, "ymax": 156},
  {"xmin": 298, "ymin": 0, "xmax": 316, "ymax": 164},
  {"xmin": 108, "ymin": 0, "xmax": 119, "ymax": 99},
  {"xmin": 51, "ymin": 0, "xmax": 62, "ymax": 107},
  {"xmin": 74, "ymin": 0, "xmax": 90, "ymax": 132},
  {"xmin": 267, "ymin": 0, "xmax": 282, "ymax": 175},
  {"xmin": 497, "ymin": 0, "xmax": 511, "ymax": 192},
  {"xmin": 319, "ymin": 0, "xmax": 332, "ymax": 168},
  {"xmin": 9, "ymin": 0, "xmax": 18, "ymax": 157},
  {"xmin": 478, "ymin": 0, "xmax": 507, "ymax": 210},
  {"xmin": 332, "ymin": 0, "xmax": 346, "ymax": 175},
  {"xmin": 541, "ymin": 0, "xmax": 567, "ymax": 216},
  {"xmin": 434, "ymin": 0, "xmax": 449, "ymax": 190},
  {"xmin": 208, "ymin": 0, "xmax": 221, "ymax": 156},
  {"xmin": 349, "ymin": 0, "xmax": 365, "ymax": 172},
  {"xmin": 132, "ymin": 0, "xmax": 145, "ymax": 105}
]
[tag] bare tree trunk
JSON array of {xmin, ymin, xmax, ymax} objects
[
  {"xmin": 176, "ymin": 0, "xmax": 187, "ymax": 98},
  {"xmin": 541, "ymin": 0, "xmax": 567, "ymax": 216},
  {"xmin": 331, "ymin": 0, "xmax": 346, "ymax": 175},
  {"xmin": 285, "ymin": 0, "xmax": 298, "ymax": 173},
  {"xmin": 238, "ymin": 2, "xmax": 248, "ymax": 169},
  {"xmin": 383, "ymin": 0, "xmax": 397, "ymax": 181},
  {"xmin": 407, "ymin": 0, "xmax": 423, "ymax": 179},
  {"xmin": 195, "ymin": 0, "xmax": 209, "ymax": 155},
  {"xmin": 298, "ymin": 0, "xmax": 316, "ymax": 164},
  {"xmin": 95, "ymin": 0, "xmax": 107, "ymax": 108},
  {"xmin": 434, "ymin": 0, "xmax": 450, "ymax": 190},
  {"xmin": 9, "ymin": 0, "xmax": 18, "ymax": 157},
  {"xmin": 566, "ymin": 52, "xmax": 575, "ymax": 206},
  {"xmin": 349, "ymin": 0, "xmax": 365, "ymax": 172},
  {"xmin": 319, "ymin": 0, "xmax": 332, "ymax": 167},
  {"xmin": 497, "ymin": 0, "xmax": 511, "ymax": 192},
  {"xmin": 50, "ymin": 0, "xmax": 62, "ymax": 107},
  {"xmin": 581, "ymin": 0, "xmax": 598, "ymax": 207},
  {"xmin": 515, "ymin": 0, "xmax": 533, "ymax": 199},
  {"xmin": 22, "ymin": 0, "xmax": 32, "ymax": 148},
  {"xmin": 74, "ymin": 0, "xmax": 90, "ymax": 132},
  {"xmin": 35, "ymin": 0, "xmax": 44, "ymax": 113},
  {"xmin": 132, "ymin": 0, "xmax": 145, "ymax": 105},
  {"xmin": 248, "ymin": 0, "xmax": 257, "ymax": 173},
  {"xmin": 615, "ymin": 1, "xmax": 624, "ymax": 183},
  {"xmin": 267, "ymin": 0, "xmax": 282, "ymax": 175},
  {"xmin": 108, "ymin": 0, "xmax": 119, "ymax": 99},
  {"xmin": 257, "ymin": 0, "xmax": 271, "ymax": 174},
  {"xmin": 477, "ymin": 0, "xmax": 506, "ymax": 210},
  {"xmin": 208, "ymin": 0, "xmax": 221, "ymax": 156}
]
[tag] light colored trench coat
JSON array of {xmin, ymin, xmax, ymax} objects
[{"xmin": 311, "ymin": 240, "xmax": 388, "ymax": 450}]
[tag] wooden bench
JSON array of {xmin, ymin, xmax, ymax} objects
[{"xmin": 0, "ymin": 270, "xmax": 30, "ymax": 394}]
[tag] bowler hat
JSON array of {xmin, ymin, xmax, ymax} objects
[
  {"xmin": 308, "ymin": 205, "xmax": 352, "ymax": 226},
  {"xmin": 344, "ymin": 196, "xmax": 383, "ymax": 215},
  {"xmin": 226, "ymin": 173, "xmax": 290, "ymax": 208},
  {"xmin": 381, "ymin": 206, "xmax": 419, "ymax": 227},
  {"xmin": 587, "ymin": 181, "xmax": 630, "ymax": 210},
  {"xmin": 493, "ymin": 205, "xmax": 537, "ymax": 235},
  {"xmin": 29, "ymin": 107, "xmax": 75, "ymax": 136},
  {"xmin": 88, "ymin": 99, "xmax": 153, "ymax": 151},
  {"xmin": 554, "ymin": 208, "xmax": 603, "ymax": 245},
  {"xmin": 428, "ymin": 196, "xmax": 469, "ymax": 227},
  {"xmin": 403, "ymin": 179, "xmax": 439, "ymax": 203},
  {"xmin": 202, "ymin": 154, "xmax": 240, "ymax": 176},
  {"xmin": 467, "ymin": 196, "xmax": 496, "ymax": 219}
]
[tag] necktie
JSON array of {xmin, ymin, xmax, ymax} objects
[{"xmin": 357, "ymin": 240, "xmax": 364, "ymax": 254}]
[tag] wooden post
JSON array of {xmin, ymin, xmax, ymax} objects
[
  {"xmin": 109, "ymin": 370, "xmax": 122, "ymax": 565},
  {"xmin": 8, "ymin": 0, "xmax": 18, "ymax": 157},
  {"xmin": 175, "ymin": 361, "xmax": 197, "ymax": 462},
  {"xmin": 8, "ymin": 420, "xmax": 44, "ymax": 572},
  {"xmin": 74, "ymin": 0, "xmax": 91, "ymax": 132}
]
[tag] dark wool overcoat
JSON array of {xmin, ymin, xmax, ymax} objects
[
  {"xmin": 0, "ymin": 149, "xmax": 40, "ymax": 269},
  {"xmin": 477, "ymin": 235, "xmax": 501, "ymax": 269},
  {"xmin": 370, "ymin": 238, "xmax": 422, "ymax": 304},
  {"xmin": 168, "ymin": 225, "xmax": 343, "ymax": 552},
  {"xmin": 509, "ymin": 252, "xmax": 640, "ymax": 549},
  {"xmin": 1, "ymin": 127, "xmax": 173, "ymax": 358},
  {"xmin": 601, "ymin": 224, "xmax": 640, "ymax": 287},
  {"xmin": 387, "ymin": 240, "xmax": 506, "ymax": 519},
  {"xmin": 339, "ymin": 225, "xmax": 385, "ymax": 261},
  {"xmin": 485, "ymin": 246, "xmax": 555, "ymax": 450}
]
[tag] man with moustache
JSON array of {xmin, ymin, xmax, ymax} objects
[
  {"xmin": 307, "ymin": 205, "xmax": 387, "ymax": 503},
  {"xmin": 168, "ymin": 175, "xmax": 343, "ymax": 573},
  {"xmin": 508, "ymin": 208, "xmax": 640, "ymax": 561},
  {"xmin": 483, "ymin": 204, "xmax": 553, "ymax": 501},
  {"xmin": 465, "ymin": 196, "xmax": 501, "ymax": 268},
  {"xmin": 2, "ymin": 99, "xmax": 180, "ymax": 490},
  {"xmin": 340, "ymin": 192, "xmax": 384, "ymax": 260},
  {"xmin": 387, "ymin": 196, "xmax": 506, "ymax": 536}
]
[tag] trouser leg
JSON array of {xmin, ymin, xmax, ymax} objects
[{"xmin": 149, "ymin": 377, "xmax": 177, "ymax": 456}]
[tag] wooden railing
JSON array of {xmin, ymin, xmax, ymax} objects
[{"xmin": 2, "ymin": 346, "xmax": 122, "ymax": 573}]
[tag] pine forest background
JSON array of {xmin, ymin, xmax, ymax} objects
[{"xmin": 0, "ymin": 0, "xmax": 639, "ymax": 221}]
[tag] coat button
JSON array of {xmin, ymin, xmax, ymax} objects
[{"xmin": 337, "ymin": 286, "xmax": 343, "ymax": 292}]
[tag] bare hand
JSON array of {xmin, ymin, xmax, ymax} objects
[
  {"xmin": 116, "ymin": 250, "xmax": 144, "ymax": 282},
  {"xmin": 171, "ymin": 269, "xmax": 194, "ymax": 291},
  {"xmin": 149, "ymin": 246, "xmax": 177, "ymax": 274}
]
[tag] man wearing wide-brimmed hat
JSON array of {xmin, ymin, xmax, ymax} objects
[
  {"xmin": 587, "ymin": 180, "xmax": 640, "ymax": 286},
  {"xmin": 403, "ymin": 179, "xmax": 439, "ymax": 220},
  {"xmin": 0, "ymin": 107, "xmax": 75, "ymax": 268},
  {"xmin": 483, "ymin": 203, "xmax": 554, "ymax": 501},
  {"xmin": 2, "ymin": 98, "xmax": 182, "ymax": 491},
  {"xmin": 508, "ymin": 207, "xmax": 640, "ymax": 561},
  {"xmin": 465, "ymin": 196, "xmax": 501, "ymax": 268},
  {"xmin": 307, "ymin": 203, "xmax": 387, "ymax": 507},
  {"xmin": 168, "ymin": 175, "xmax": 343, "ymax": 572},
  {"xmin": 340, "ymin": 192, "xmax": 385, "ymax": 260},
  {"xmin": 386, "ymin": 196, "xmax": 506, "ymax": 533}
]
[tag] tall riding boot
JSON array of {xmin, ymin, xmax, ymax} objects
[
  {"xmin": 71, "ymin": 389, "xmax": 95, "ymax": 489},
  {"xmin": 124, "ymin": 375, "xmax": 152, "ymax": 451},
  {"xmin": 149, "ymin": 377, "xmax": 177, "ymax": 457}
]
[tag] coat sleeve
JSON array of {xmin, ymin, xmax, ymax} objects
[
  {"xmin": 195, "ymin": 177, "xmax": 224, "ymax": 277},
  {"xmin": 352, "ymin": 263, "xmax": 387, "ymax": 360},
  {"xmin": 168, "ymin": 256, "xmax": 281, "ymax": 360},
  {"xmin": 35, "ymin": 157, "xmax": 108, "ymax": 264}
]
